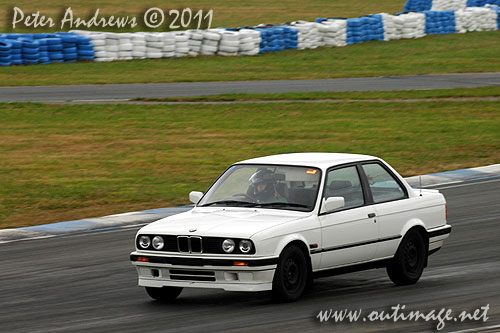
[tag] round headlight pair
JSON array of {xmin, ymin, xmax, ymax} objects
[
  {"xmin": 138, "ymin": 235, "xmax": 164, "ymax": 250},
  {"xmin": 222, "ymin": 239, "xmax": 252, "ymax": 254}
]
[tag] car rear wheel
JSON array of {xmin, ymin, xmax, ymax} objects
[
  {"xmin": 271, "ymin": 245, "xmax": 308, "ymax": 302},
  {"xmin": 386, "ymin": 230, "xmax": 426, "ymax": 285},
  {"xmin": 145, "ymin": 286, "xmax": 183, "ymax": 302}
]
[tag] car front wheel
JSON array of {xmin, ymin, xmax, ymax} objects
[
  {"xmin": 145, "ymin": 286, "xmax": 183, "ymax": 302},
  {"xmin": 271, "ymin": 245, "xmax": 308, "ymax": 302},
  {"xmin": 386, "ymin": 229, "xmax": 427, "ymax": 285}
]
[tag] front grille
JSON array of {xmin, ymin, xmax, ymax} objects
[
  {"xmin": 177, "ymin": 236, "xmax": 202, "ymax": 253},
  {"xmin": 190, "ymin": 237, "xmax": 202, "ymax": 253},
  {"xmin": 138, "ymin": 234, "xmax": 255, "ymax": 254},
  {"xmin": 177, "ymin": 236, "xmax": 189, "ymax": 252}
]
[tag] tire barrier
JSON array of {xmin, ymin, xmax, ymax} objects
[
  {"xmin": 345, "ymin": 15, "xmax": 385, "ymax": 44},
  {"xmin": 380, "ymin": 12, "xmax": 426, "ymax": 40},
  {"xmin": 1, "ymin": 5, "xmax": 499, "ymax": 67},
  {"xmin": 431, "ymin": 0, "xmax": 468, "ymax": 11},
  {"xmin": 288, "ymin": 21, "xmax": 324, "ymax": 49},
  {"xmin": 423, "ymin": 10, "xmax": 457, "ymax": 34},
  {"xmin": 254, "ymin": 25, "xmax": 298, "ymax": 54},
  {"xmin": 0, "ymin": 39, "xmax": 12, "ymax": 66},
  {"xmin": 315, "ymin": 19, "xmax": 348, "ymax": 47},
  {"xmin": 0, "ymin": 32, "xmax": 94, "ymax": 65},
  {"xmin": 404, "ymin": 0, "xmax": 500, "ymax": 12},
  {"xmin": 455, "ymin": 7, "xmax": 498, "ymax": 32}
]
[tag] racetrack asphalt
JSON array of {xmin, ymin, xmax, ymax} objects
[
  {"xmin": 1, "ymin": 178, "xmax": 499, "ymax": 333},
  {"xmin": 1, "ymin": 72, "xmax": 500, "ymax": 102}
]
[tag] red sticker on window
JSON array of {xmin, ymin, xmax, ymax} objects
[{"xmin": 306, "ymin": 169, "xmax": 317, "ymax": 175}]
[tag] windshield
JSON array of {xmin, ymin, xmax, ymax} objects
[{"xmin": 198, "ymin": 164, "xmax": 322, "ymax": 212}]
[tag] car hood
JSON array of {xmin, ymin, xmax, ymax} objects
[{"xmin": 139, "ymin": 207, "xmax": 309, "ymax": 239}]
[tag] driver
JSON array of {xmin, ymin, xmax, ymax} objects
[{"xmin": 248, "ymin": 169, "xmax": 286, "ymax": 203}]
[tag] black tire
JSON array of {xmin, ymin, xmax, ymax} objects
[
  {"xmin": 386, "ymin": 230, "xmax": 427, "ymax": 285},
  {"xmin": 145, "ymin": 286, "xmax": 183, "ymax": 302},
  {"xmin": 271, "ymin": 245, "xmax": 308, "ymax": 302}
]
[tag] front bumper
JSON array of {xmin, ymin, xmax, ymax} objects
[{"xmin": 130, "ymin": 252, "xmax": 278, "ymax": 292}]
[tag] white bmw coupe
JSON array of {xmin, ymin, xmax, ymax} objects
[{"xmin": 131, "ymin": 153, "xmax": 451, "ymax": 302}]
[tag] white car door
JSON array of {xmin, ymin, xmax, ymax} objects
[
  {"xmin": 318, "ymin": 165, "xmax": 378, "ymax": 269},
  {"xmin": 360, "ymin": 162, "xmax": 410, "ymax": 259}
]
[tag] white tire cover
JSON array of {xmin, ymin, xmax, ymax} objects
[
  {"xmin": 201, "ymin": 44, "xmax": 218, "ymax": 53},
  {"xmin": 162, "ymin": 44, "xmax": 176, "ymax": 52},
  {"xmin": 239, "ymin": 37, "xmax": 254, "ymax": 44},
  {"xmin": 189, "ymin": 40, "xmax": 202, "ymax": 47},
  {"xmin": 239, "ymin": 42, "xmax": 255, "ymax": 51},
  {"xmin": 189, "ymin": 31, "xmax": 204, "ymax": 40},
  {"xmin": 146, "ymin": 52, "xmax": 163, "ymax": 58},
  {"xmin": 239, "ymin": 49, "xmax": 259, "ymax": 56},
  {"xmin": 203, "ymin": 31, "xmax": 221, "ymax": 41},
  {"xmin": 94, "ymin": 51, "xmax": 107, "ymax": 57},
  {"xmin": 147, "ymin": 41, "xmax": 164, "ymax": 49},
  {"xmin": 162, "ymin": 51, "xmax": 175, "ymax": 58},
  {"xmin": 119, "ymin": 43, "xmax": 133, "ymax": 51},
  {"xmin": 174, "ymin": 34, "xmax": 189, "ymax": 42},
  {"xmin": 106, "ymin": 45, "xmax": 119, "ymax": 52},
  {"xmin": 202, "ymin": 39, "xmax": 219, "ymax": 47},
  {"xmin": 91, "ymin": 39, "xmax": 106, "ymax": 46},
  {"xmin": 146, "ymin": 34, "xmax": 162, "ymax": 42},
  {"xmin": 176, "ymin": 47, "xmax": 190, "ymax": 53},
  {"xmin": 133, "ymin": 45, "xmax": 146, "ymax": 52},
  {"xmin": 218, "ymin": 50, "xmax": 238, "ymax": 56},
  {"xmin": 220, "ymin": 40, "xmax": 239, "ymax": 48},
  {"xmin": 175, "ymin": 41, "xmax": 189, "ymax": 48},
  {"xmin": 218, "ymin": 44, "xmax": 239, "ymax": 53},
  {"xmin": 220, "ymin": 31, "xmax": 240, "ymax": 42}
]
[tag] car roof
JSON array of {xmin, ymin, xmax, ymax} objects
[{"xmin": 235, "ymin": 153, "xmax": 378, "ymax": 169}]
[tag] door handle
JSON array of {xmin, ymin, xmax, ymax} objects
[{"xmin": 368, "ymin": 213, "xmax": 376, "ymax": 218}]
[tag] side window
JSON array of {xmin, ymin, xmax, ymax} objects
[
  {"xmin": 324, "ymin": 166, "xmax": 364, "ymax": 209},
  {"xmin": 362, "ymin": 163, "xmax": 406, "ymax": 203}
]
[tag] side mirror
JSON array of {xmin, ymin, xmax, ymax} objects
[
  {"xmin": 189, "ymin": 191, "xmax": 203, "ymax": 204},
  {"xmin": 321, "ymin": 196, "xmax": 345, "ymax": 213}
]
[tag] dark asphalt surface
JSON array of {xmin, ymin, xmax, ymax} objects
[
  {"xmin": 1, "ymin": 72, "xmax": 500, "ymax": 102},
  {"xmin": 1, "ymin": 178, "xmax": 499, "ymax": 333}
]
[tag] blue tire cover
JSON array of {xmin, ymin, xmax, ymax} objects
[
  {"xmin": 47, "ymin": 44, "xmax": 63, "ymax": 51},
  {"xmin": 49, "ymin": 52, "xmax": 63, "ymax": 60},
  {"xmin": 78, "ymin": 55, "xmax": 95, "ymax": 61},
  {"xmin": 78, "ymin": 50, "xmax": 95, "ymax": 56},
  {"xmin": 78, "ymin": 44, "xmax": 94, "ymax": 51},
  {"xmin": 62, "ymin": 47, "xmax": 78, "ymax": 54}
]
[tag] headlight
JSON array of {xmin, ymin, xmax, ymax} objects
[
  {"xmin": 222, "ymin": 239, "xmax": 235, "ymax": 253},
  {"xmin": 152, "ymin": 236, "xmax": 164, "ymax": 250},
  {"xmin": 239, "ymin": 240, "xmax": 252, "ymax": 253},
  {"xmin": 138, "ymin": 235, "xmax": 151, "ymax": 249}
]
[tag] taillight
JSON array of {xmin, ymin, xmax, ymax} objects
[{"xmin": 445, "ymin": 205, "xmax": 448, "ymax": 221}]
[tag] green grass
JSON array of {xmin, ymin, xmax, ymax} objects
[
  {"xmin": 134, "ymin": 86, "xmax": 500, "ymax": 102},
  {"xmin": 1, "ymin": 31, "xmax": 500, "ymax": 86},
  {"xmin": 0, "ymin": 0, "xmax": 405, "ymax": 32},
  {"xmin": 1, "ymin": 101, "xmax": 500, "ymax": 228}
]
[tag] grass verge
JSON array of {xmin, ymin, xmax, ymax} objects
[{"xmin": 1, "ymin": 100, "xmax": 499, "ymax": 228}]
